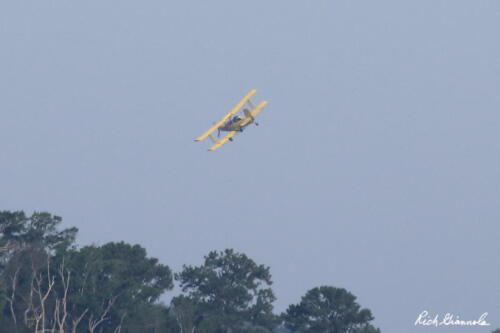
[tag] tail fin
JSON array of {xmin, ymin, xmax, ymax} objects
[{"xmin": 243, "ymin": 108, "xmax": 254, "ymax": 121}]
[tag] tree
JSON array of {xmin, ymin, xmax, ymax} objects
[
  {"xmin": 0, "ymin": 211, "xmax": 78, "ymax": 332},
  {"xmin": 0, "ymin": 209, "xmax": 173, "ymax": 332},
  {"xmin": 0, "ymin": 211, "xmax": 77, "ymax": 256},
  {"xmin": 53, "ymin": 242, "xmax": 174, "ymax": 333},
  {"xmin": 352, "ymin": 325, "xmax": 381, "ymax": 333},
  {"xmin": 1, "ymin": 211, "xmax": 176, "ymax": 332},
  {"xmin": 176, "ymin": 249, "xmax": 278, "ymax": 333},
  {"xmin": 169, "ymin": 295, "xmax": 203, "ymax": 333},
  {"xmin": 283, "ymin": 286, "xmax": 378, "ymax": 333}
]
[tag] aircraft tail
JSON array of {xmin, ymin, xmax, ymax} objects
[{"xmin": 243, "ymin": 108, "xmax": 254, "ymax": 122}]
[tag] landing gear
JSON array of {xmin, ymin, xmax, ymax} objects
[
  {"xmin": 229, "ymin": 137, "xmax": 233, "ymax": 142},
  {"xmin": 255, "ymin": 122, "xmax": 259, "ymax": 126}
]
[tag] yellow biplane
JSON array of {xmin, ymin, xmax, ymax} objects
[{"xmin": 194, "ymin": 89, "xmax": 268, "ymax": 151}]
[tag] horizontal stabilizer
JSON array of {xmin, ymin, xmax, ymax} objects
[{"xmin": 250, "ymin": 100, "xmax": 268, "ymax": 118}]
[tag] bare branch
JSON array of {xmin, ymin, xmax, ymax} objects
[
  {"xmin": 35, "ymin": 266, "xmax": 55, "ymax": 333},
  {"xmin": 71, "ymin": 308, "xmax": 88, "ymax": 333},
  {"xmin": 23, "ymin": 269, "xmax": 36, "ymax": 327},
  {"xmin": 51, "ymin": 300, "xmax": 59, "ymax": 333},
  {"xmin": 88, "ymin": 297, "xmax": 116, "ymax": 333},
  {"xmin": 24, "ymin": 254, "xmax": 55, "ymax": 333},
  {"xmin": 113, "ymin": 313, "xmax": 126, "ymax": 333},
  {"xmin": 54, "ymin": 264, "xmax": 71, "ymax": 333},
  {"xmin": 5, "ymin": 266, "xmax": 20, "ymax": 327}
]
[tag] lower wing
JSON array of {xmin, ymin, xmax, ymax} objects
[{"xmin": 208, "ymin": 131, "xmax": 237, "ymax": 151}]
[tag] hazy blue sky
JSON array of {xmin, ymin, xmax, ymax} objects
[{"xmin": 1, "ymin": 1, "xmax": 499, "ymax": 332}]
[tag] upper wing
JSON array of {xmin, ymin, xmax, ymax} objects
[
  {"xmin": 195, "ymin": 89, "xmax": 257, "ymax": 142},
  {"xmin": 208, "ymin": 131, "xmax": 236, "ymax": 151}
]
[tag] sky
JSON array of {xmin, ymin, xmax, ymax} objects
[{"xmin": 1, "ymin": 1, "xmax": 499, "ymax": 332}]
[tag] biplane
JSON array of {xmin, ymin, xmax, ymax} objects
[{"xmin": 194, "ymin": 89, "xmax": 268, "ymax": 151}]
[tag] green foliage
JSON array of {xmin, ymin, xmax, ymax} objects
[
  {"xmin": 53, "ymin": 242, "xmax": 173, "ymax": 332},
  {"xmin": 169, "ymin": 294, "xmax": 203, "ymax": 333},
  {"xmin": 352, "ymin": 324, "xmax": 381, "ymax": 333},
  {"xmin": 175, "ymin": 249, "xmax": 278, "ymax": 332},
  {"xmin": 58, "ymin": 242, "xmax": 173, "ymax": 304},
  {"xmin": 0, "ymin": 210, "xmax": 174, "ymax": 333},
  {"xmin": 1, "ymin": 211, "xmax": 383, "ymax": 333},
  {"xmin": 283, "ymin": 286, "xmax": 377, "ymax": 333},
  {"xmin": 0, "ymin": 211, "xmax": 78, "ymax": 332},
  {"xmin": 118, "ymin": 302, "xmax": 170, "ymax": 333},
  {"xmin": 0, "ymin": 211, "xmax": 77, "ymax": 254}
]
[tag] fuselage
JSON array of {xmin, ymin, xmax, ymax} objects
[{"xmin": 218, "ymin": 115, "xmax": 253, "ymax": 132}]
